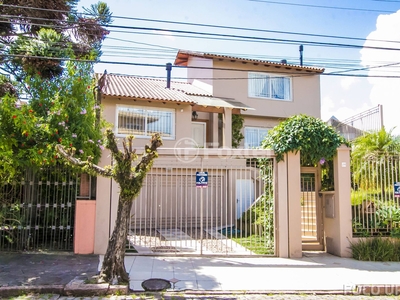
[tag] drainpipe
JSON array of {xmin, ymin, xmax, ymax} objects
[
  {"xmin": 166, "ymin": 63, "xmax": 172, "ymax": 88},
  {"xmin": 95, "ymin": 70, "xmax": 107, "ymax": 129}
]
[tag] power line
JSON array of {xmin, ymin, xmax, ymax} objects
[
  {"xmin": 2, "ymin": 52, "xmax": 400, "ymax": 79},
  {"xmin": 4, "ymin": 11, "xmax": 400, "ymax": 48},
  {"xmin": 248, "ymin": 0, "xmax": 399, "ymax": 13},
  {"xmin": 104, "ymin": 24, "xmax": 400, "ymax": 52}
]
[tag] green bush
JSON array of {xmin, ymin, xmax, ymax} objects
[{"xmin": 350, "ymin": 237, "xmax": 400, "ymax": 261}]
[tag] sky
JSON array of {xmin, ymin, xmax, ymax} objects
[{"xmin": 79, "ymin": 0, "xmax": 400, "ymax": 134}]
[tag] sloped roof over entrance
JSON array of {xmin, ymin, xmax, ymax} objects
[{"xmin": 98, "ymin": 73, "xmax": 252, "ymax": 111}]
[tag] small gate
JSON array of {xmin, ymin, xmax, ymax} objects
[
  {"xmin": 127, "ymin": 149, "xmax": 276, "ymax": 256},
  {"xmin": 301, "ymin": 167, "xmax": 324, "ymax": 250},
  {"xmin": 0, "ymin": 167, "xmax": 80, "ymax": 252}
]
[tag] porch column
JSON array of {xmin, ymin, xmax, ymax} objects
[
  {"xmin": 326, "ymin": 145, "xmax": 352, "ymax": 257},
  {"xmin": 222, "ymin": 107, "xmax": 232, "ymax": 148}
]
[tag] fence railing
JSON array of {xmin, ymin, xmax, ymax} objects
[
  {"xmin": 127, "ymin": 148, "xmax": 276, "ymax": 256},
  {"xmin": 351, "ymin": 155, "xmax": 400, "ymax": 237},
  {"xmin": 0, "ymin": 166, "xmax": 80, "ymax": 252}
]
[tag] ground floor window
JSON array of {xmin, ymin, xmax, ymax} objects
[
  {"xmin": 116, "ymin": 105, "xmax": 175, "ymax": 139},
  {"xmin": 244, "ymin": 126, "xmax": 270, "ymax": 148}
]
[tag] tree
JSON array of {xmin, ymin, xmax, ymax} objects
[
  {"xmin": 0, "ymin": 1, "xmax": 112, "ymax": 181},
  {"xmin": 351, "ymin": 127, "xmax": 400, "ymax": 192},
  {"xmin": 262, "ymin": 114, "xmax": 346, "ymax": 165},
  {"xmin": 57, "ymin": 131, "xmax": 163, "ymax": 283},
  {"xmin": 0, "ymin": 1, "xmax": 163, "ymax": 284}
]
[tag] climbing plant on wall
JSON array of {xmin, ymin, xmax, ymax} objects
[{"xmin": 262, "ymin": 114, "xmax": 346, "ymax": 165}]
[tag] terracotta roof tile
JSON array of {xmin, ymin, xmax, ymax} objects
[
  {"xmin": 100, "ymin": 74, "xmax": 211, "ymax": 103},
  {"xmin": 174, "ymin": 50, "xmax": 325, "ymax": 73}
]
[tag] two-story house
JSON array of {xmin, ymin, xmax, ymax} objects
[
  {"xmin": 98, "ymin": 50, "xmax": 324, "ymax": 150},
  {"xmin": 91, "ymin": 50, "xmax": 326, "ymax": 256}
]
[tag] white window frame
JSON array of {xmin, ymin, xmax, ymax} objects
[
  {"xmin": 244, "ymin": 126, "xmax": 270, "ymax": 149},
  {"xmin": 248, "ymin": 72, "xmax": 292, "ymax": 101},
  {"xmin": 115, "ymin": 105, "xmax": 175, "ymax": 140}
]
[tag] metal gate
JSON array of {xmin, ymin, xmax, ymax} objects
[
  {"xmin": 127, "ymin": 149, "xmax": 276, "ymax": 256},
  {"xmin": 0, "ymin": 167, "xmax": 79, "ymax": 252},
  {"xmin": 301, "ymin": 167, "xmax": 324, "ymax": 250}
]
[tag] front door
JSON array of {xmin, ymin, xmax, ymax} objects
[
  {"xmin": 301, "ymin": 167, "xmax": 324, "ymax": 251},
  {"xmin": 192, "ymin": 122, "xmax": 206, "ymax": 148}
]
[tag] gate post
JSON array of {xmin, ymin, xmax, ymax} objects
[
  {"xmin": 325, "ymin": 145, "xmax": 352, "ymax": 257},
  {"xmin": 287, "ymin": 151, "xmax": 302, "ymax": 258},
  {"xmin": 277, "ymin": 151, "xmax": 302, "ymax": 258}
]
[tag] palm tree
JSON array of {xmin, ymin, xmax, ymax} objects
[{"xmin": 351, "ymin": 127, "xmax": 400, "ymax": 197}]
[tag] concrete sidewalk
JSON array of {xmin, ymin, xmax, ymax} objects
[
  {"xmin": 123, "ymin": 252, "xmax": 400, "ymax": 294},
  {"xmin": 1, "ymin": 251, "xmax": 400, "ymax": 297}
]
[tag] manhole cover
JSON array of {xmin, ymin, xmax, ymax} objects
[{"xmin": 141, "ymin": 278, "xmax": 171, "ymax": 291}]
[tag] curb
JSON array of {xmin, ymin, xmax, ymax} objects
[
  {"xmin": 0, "ymin": 277, "xmax": 129, "ymax": 298},
  {"xmin": 1, "ymin": 284, "xmax": 399, "ymax": 297},
  {"xmin": 0, "ymin": 285, "xmax": 64, "ymax": 298}
]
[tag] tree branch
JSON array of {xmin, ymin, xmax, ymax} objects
[
  {"xmin": 56, "ymin": 144, "xmax": 113, "ymax": 177},
  {"xmin": 135, "ymin": 133, "xmax": 163, "ymax": 174},
  {"xmin": 105, "ymin": 128, "xmax": 123, "ymax": 164}
]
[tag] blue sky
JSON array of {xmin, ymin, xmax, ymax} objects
[{"xmin": 79, "ymin": 0, "xmax": 400, "ymax": 134}]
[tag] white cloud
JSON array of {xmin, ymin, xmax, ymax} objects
[
  {"xmin": 157, "ymin": 30, "xmax": 175, "ymax": 41},
  {"xmin": 340, "ymin": 77, "xmax": 360, "ymax": 90},
  {"xmin": 360, "ymin": 10, "xmax": 400, "ymax": 135}
]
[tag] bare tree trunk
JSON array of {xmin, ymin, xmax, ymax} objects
[{"xmin": 98, "ymin": 195, "xmax": 132, "ymax": 284}]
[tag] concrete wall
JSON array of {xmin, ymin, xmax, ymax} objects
[
  {"xmin": 323, "ymin": 145, "xmax": 352, "ymax": 257},
  {"xmin": 211, "ymin": 60, "xmax": 321, "ymax": 119},
  {"xmin": 276, "ymin": 151, "xmax": 302, "ymax": 258},
  {"xmin": 101, "ymin": 96, "xmax": 193, "ymax": 149}
]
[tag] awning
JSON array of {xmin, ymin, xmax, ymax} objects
[{"xmin": 190, "ymin": 96, "xmax": 254, "ymax": 111}]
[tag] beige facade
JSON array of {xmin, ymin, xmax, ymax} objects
[
  {"xmin": 179, "ymin": 51, "xmax": 323, "ymax": 148},
  {"xmin": 89, "ymin": 51, "xmax": 354, "ymax": 259}
]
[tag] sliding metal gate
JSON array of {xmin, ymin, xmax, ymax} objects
[
  {"xmin": 0, "ymin": 167, "xmax": 79, "ymax": 252},
  {"xmin": 127, "ymin": 149, "xmax": 276, "ymax": 256}
]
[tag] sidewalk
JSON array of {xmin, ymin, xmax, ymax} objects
[{"xmin": 1, "ymin": 251, "xmax": 400, "ymax": 297}]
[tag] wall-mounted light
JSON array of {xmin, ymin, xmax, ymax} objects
[{"xmin": 192, "ymin": 111, "xmax": 198, "ymax": 120}]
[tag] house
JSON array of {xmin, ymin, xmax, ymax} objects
[
  {"xmin": 99, "ymin": 50, "xmax": 324, "ymax": 150},
  {"xmin": 326, "ymin": 116, "xmax": 364, "ymax": 141},
  {"xmin": 88, "ymin": 50, "xmax": 354, "ymax": 259}
]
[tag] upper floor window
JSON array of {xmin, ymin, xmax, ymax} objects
[
  {"xmin": 248, "ymin": 72, "xmax": 292, "ymax": 101},
  {"xmin": 116, "ymin": 105, "xmax": 175, "ymax": 139},
  {"xmin": 244, "ymin": 127, "xmax": 270, "ymax": 149}
]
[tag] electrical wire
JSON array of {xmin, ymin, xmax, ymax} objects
[
  {"xmin": 248, "ymin": 0, "xmax": 398, "ymax": 13},
  {"xmin": 2, "ymin": 52, "xmax": 400, "ymax": 79}
]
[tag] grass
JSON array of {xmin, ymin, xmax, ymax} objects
[
  {"xmin": 231, "ymin": 234, "xmax": 274, "ymax": 255},
  {"xmin": 350, "ymin": 237, "xmax": 400, "ymax": 261}
]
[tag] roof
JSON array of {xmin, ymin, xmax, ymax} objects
[
  {"xmin": 174, "ymin": 50, "xmax": 325, "ymax": 73},
  {"xmin": 99, "ymin": 73, "xmax": 252, "ymax": 110},
  {"xmin": 191, "ymin": 96, "xmax": 253, "ymax": 110}
]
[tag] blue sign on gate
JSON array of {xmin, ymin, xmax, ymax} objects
[
  {"xmin": 395, "ymin": 182, "xmax": 400, "ymax": 198},
  {"xmin": 196, "ymin": 172, "xmax": 208, "ymax": 188}
]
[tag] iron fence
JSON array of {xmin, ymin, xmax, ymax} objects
[
  {"xmin": 0, "ymin": 166, "xmax": 80, "ymax": 252},
  {"xmin": 351, "ymin": 155, "xmax": 400, "ymax": 237}
]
